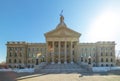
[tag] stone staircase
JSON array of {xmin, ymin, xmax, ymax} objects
[{"xmin": 37, "ymin": 63, "xmax": 87, "ymax": 73}]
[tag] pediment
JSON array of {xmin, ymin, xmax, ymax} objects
[{"xmin": 45, "ymin": 27, "xmax": 81, "ymax": 37}]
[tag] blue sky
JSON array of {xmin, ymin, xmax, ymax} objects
[{"xmin": 0, "ymin": 0, "xmax": 120, "ymax": 62}]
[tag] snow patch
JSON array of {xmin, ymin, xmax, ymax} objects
[
  {"xmin": 0, "ymin": 68, "xmax": 34, "ymax": 73},
  {"xmin": 92, "ymin": 67, "xmax": 120, "ymax": 72}
]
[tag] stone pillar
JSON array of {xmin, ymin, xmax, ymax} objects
[
  {"xmin": 64, "ymin": 41, "xmax": 67, "ymax": 64},
  {"xmin": 58, "ymin": 41, "xmax": 61, "ymax": 64},
  {"xmin": 51, "ymin": 41, "xmax": 55, "ymax": 64},
  {"xmin": 71, "ymin": 41, "xmax": 73, "ymax": 64},
  {"xmin": 46, "ymin": 41, "xmax": 48, "ymax": 63}
]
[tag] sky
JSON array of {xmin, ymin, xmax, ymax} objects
[{"xmin": 0, "ymin": 0, "xmax": 120, "ymax": 62}]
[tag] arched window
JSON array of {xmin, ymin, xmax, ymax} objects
[{"xmin": 101, "ymin": 58, "xmax": 103, "ymax": 62}]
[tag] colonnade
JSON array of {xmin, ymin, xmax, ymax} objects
[{"xmin": 46, "ymin": 41, "xmax": 76, "ymax": 64}]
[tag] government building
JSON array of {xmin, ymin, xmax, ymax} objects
[{"xmin": 6, "ymin": 15, "xmax": 116, "ymax": 68}]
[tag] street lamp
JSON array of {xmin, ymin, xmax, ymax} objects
[
  {"xmin": 36, "ymin": 53, "xmax": 41, "ymax": 65},
  {"xmin": 88, "ymin": 56, "xmax": 91, "ymax": 64}
]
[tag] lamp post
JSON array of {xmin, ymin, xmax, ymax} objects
[
  {"xmin": 88, "ymin": 56, "xmax": 92, "ymax": 71},
  {"xmin": 36, "ymin": 53, "xmax": 41, "ymax": 65},
  {"xmin": 88, "ymin": 56, "xmax": 91, "ymax": 64}
]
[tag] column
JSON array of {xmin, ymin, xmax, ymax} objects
[
  {"xmin": 58, "ymin": 41, "xmax": 61, "ymax": 64},
  {"xmin": 51, "ymin": 41, "xmax": 55, "ymax": 64},
  {"xmin": 64, "ymin": 41, "xmax": 67, "ymax": 64},
  {"xmin": 46, "ymin": 42, "xmax": 48, "ymax": 63},
  {"xmin": 71, "ymin": 41, "xmax": 73, "ymax": 64}
]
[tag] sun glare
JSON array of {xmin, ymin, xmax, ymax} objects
[{"xmin": 87, "ymin": 8, "xmax": 120, "ymax": 43}]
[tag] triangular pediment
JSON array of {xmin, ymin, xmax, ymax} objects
[
  {"xmin": 45, "ymin": 15, "xmax": 81, "ymax": 38},
  {"xmin": 45, "ymin": 27, "xmax": 81, "ymax": 37}
]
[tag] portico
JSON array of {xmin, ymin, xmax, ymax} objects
[{"xmin": 44, "ymin": 15, "xmax": 81, "ymax": 64}]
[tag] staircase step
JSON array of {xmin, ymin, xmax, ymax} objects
[{"xmin": 36, "ymin": 63, "xmax": 87, "ymax": 73}]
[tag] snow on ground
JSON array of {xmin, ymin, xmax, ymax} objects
[
  {"xmin": 1, "ymin": 67, "xmax": 120, "ymax": 73},
  {"xmin": 0, "ymin": 68, "xmax": 34, "ymax": 73},
  {"xmin": 92, "ymin": 67, "xmax": 120, "ymax": 72},
  {"xmin": 13, "ymin": 68, "xmax": 34, "ymax": 73},
  {"xmin": 0, "ymin": 68, "xmax": 12, "ymax": 71}
]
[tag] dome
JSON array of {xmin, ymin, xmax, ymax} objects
[{"xmin": 56, "ymin": 15, "xmax": 67, "ymax": 29}]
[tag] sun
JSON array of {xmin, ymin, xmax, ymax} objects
[{"xmin": 87, "ymin": 8, "xmax": 120, "ymax": 42}]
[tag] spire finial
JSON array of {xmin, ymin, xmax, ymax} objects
[
  {"xmin": 60, "ymin": 10, "xmax": 64, "ymax": 23},
  {"xmin": 60, "ymin": 10, "xmax": 63, "ymax": 16}
]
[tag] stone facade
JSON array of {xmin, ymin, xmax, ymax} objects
[{"xmin": 6, "ymin": 15, "xmax": 116, "ymax": 68}]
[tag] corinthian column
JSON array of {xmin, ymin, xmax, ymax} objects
[
  {"xmin": 58, "ymin": 41, "xmax": 61, "ymax": 64},
  {"xmin": 51, "ymin": 41, "xmax": 55, "ymax": 64},
  {"xmin": 71, "ymin": 41, "xmax": 73, "ymax": 64},
  {"xmin": 46, "ymin": 41, "xmax": 48, "ymax": 63},
  {"xmin": 64, "ymin": 41, "xmax": 67, "ymax": 64}
]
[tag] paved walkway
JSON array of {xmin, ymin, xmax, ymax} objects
[{"xmin": 16, "ymin": 73, "xmax": 120, "ymax": 81}]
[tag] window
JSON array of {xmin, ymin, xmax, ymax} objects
[
  {"xmin": 14, "ymin": 59, "xmax": 16, "ymax": 63},
  {"xmin": 9, "ymin": 52, "xmax": 12, "ymax": 57},
  {"xmin": 111, "ymin": 58, "xmax": 113, "ymax": 62},
  {"xmin": 101, "ymin": 58, "xmax": 103, "ymax": 62},
  {"xmin": 81, "ymin": 57, "xmax": 83, "ymax": 62},
  {"xmin": 67, "ymin": 45, "xmax": 69, "ymax": 48},
  {"xmin": 56, "ymin": 44, "xmax": 58, "ymax": 48},
  {"xmin": 19, "ymin": 60, "xmax": 21, "ymax": 63},
  {"xmin": 106, "ymin": 58, "xmax": 108, "ymax": 62},
  {"xmin": 28, "ymin": 60, "xmax": 30, "ymax": 63},
  {"xmin": 111, "ymin": 64, "xmax": 113, "ymax": 67},
  {"xmin": 28, "ymin": 48, "xmax": 30, "ymax": 51},
  {"xmin": 106, "ymin": 64, "xmax": 108, "ymax": 67},
  {"xmin": 9, "ymin": 59, "xmax": 11, "ymax": 63},
  {"xmin": 72, "ymin": 45, "xmax": 74, "ymax": 48}
]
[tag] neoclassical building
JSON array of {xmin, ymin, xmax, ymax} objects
[{"xmin": 6, "ymin": 15, "xmax": 116, "ymax": 68}]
